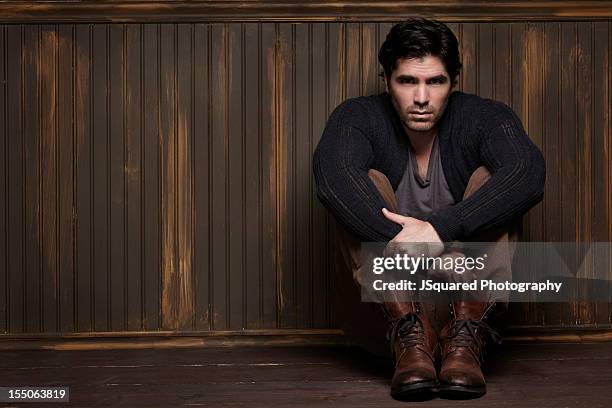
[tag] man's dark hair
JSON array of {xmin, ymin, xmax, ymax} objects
[{"xmin": 378, "ymin": 18, "xmax": 462, "ymax": 85}]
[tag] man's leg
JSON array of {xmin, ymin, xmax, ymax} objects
[
  {"xmin": 335, "ymin": 169, "xmax": 418, "ymax": 314},
  {"xmin": 335, "ymin": 169, "xmax": 438, "ymax": 400},
  {"xmin": 438, "ymin": 166, "xmax": 518, "ymax": 399}
]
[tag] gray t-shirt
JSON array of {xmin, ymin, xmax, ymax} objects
[{"xmin": 395, "ymin": 135, "xmax": 456, "ymax": 219}]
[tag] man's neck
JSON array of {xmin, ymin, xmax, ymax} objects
[{"xmin": 403, "ymin": 126, "xmax": 438, "ymax": 156}]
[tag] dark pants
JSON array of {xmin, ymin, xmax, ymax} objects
[{"xmin": 333, "ymin": 166, "xmax": 519, "ymax": 356}]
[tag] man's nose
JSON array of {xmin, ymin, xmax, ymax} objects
[{"xmin": 414, "ymin": 84, "xmax": 429, "ymax": 107}]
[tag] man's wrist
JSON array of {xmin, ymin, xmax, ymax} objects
[{"xmin": 425, "ymin": 213, "xmax": 460, "ymax": 242}]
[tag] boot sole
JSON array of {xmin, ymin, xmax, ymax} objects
[
  {"xmin": 439, "ymin": 384, "xmax": 486, "ymax": 399},
  {"xmin": 391, "ymin": 380, "xmax": 439, "ymax": 401}
]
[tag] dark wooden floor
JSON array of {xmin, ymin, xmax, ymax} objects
[{"xmin": 0, "ymin": 342, "xmax": 611, "ymax": 407}]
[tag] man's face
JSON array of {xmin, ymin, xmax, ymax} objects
[{"xmin": 385, "ymin": 55, "xmax": 453, "ymax": 134}]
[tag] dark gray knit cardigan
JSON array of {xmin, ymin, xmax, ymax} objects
[{"xmin": 312, "ymin": 91, "xmax": 546, "ymax": 242}]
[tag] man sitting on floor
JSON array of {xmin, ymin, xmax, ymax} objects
[{"xmin": 313, "ymin": 18, "xmax": 545, "ymax": 400}]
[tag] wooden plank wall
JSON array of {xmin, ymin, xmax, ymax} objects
[{"xmin": 0, "ymin": 21, "xmax": 610, "ymax": 335}]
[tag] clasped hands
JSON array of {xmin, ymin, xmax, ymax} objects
[{"xmin": 382, "ymin": 208, "xmax": 475, "ymax": 283}]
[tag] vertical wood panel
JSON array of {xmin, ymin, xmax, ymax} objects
[
  {"xmin": 23, "ymin": 26, "xmax": 41, "ymax": 333},
  {"xmin": 260, "ymin": 23, "xmax": 277, "ymax": 329},
  {"xmin": 109, "ymin": 24, "xmax": 125, "ymax": 331},
  {"xmin": 6, "ymin": 25, "xmax": 25, "ymax": 333},
  {"xmin": 560, "ymin": 22, "xmax": 579, "ymax": 326},
  {"xmin": 460, "ymin": 23, "xmax": 477, "ymax": 94},
  {"xmin": 477, "ymin": 23, "xmax": 494, "ymax": 100},
  {"xmin": 74, "ymin": 24, "xmax": 92, "ymax": 332},
  {"xmin": 346, "ymin": 23, "xmax": 360, "ymax": 99},
  {"xmin": 228, "ymin": 22, "xmax": 245, "ymax": 329},
  {"xmin": 576, "ymin": 22, "xmax": 594, "ymax": 325},
  {"xmin": 159, "ymin": 23, "xmax": 176, "ymax": 329},
  {"xmin": 159, "ymin": 23, "xmax": 195, "ymax": 330},
  {"xmin": 543, "ymin": 23, "xmax": 562, "ymax": 244},
  {"xmin": 193, "ymin": 23, "xmax": 211, "ymax": 331},
  {"xmin": 523, "ymin": 23, "xmax": 546, "ymax": 325},
  {"xmin": 493, "ymin": 24, "xmax": 511, "ymax": 115},
  {"xmin": 277, "ymin": 23, "xmax": 295, "ymax": 328},
  {"xmin": 295, "ymin": 23, "xmax": 312, "ymax": 328},
  {"xmin": 243, "ymin": 22, "xmax": 261, "ymax": 329},
  {"xmin": 5, "ymin": 26, "xmax": 19, "ymax": 334},
  {"xmin": 175, "ymin": 23, "xmax": 195, "ymax": 330},
  {"xmin": 125, "ymin": 24, "xmax": 143, "ymax": 331},
  {"xmin": 57, "ymin": 24, "xmax": 74, "ymax": 333},
  {"xmin": 542, "ymin": 22, "xmax": 563, "ymax": 326},
  {"xmin": 592, "ymin": 22, "xmax": 610, "ymax": 243},
  {"xmin": 141, "ymin": 24, "xmax": 161, "ymax": 331},
  {"xmin": 39, "ymin": 25, "xmax": 58, "ymax": 332},
  {"xmin": 210, "ymin": 23, "xmax": 229, "ymax": 330},
  {"xmin": 310, "ymin": 22, "xmax": 330, "ymax": 328},
  {"xmin": 91, "ymin": 25, "xmax": 109, "ymax": 332},
  {"xmin": 329, "ymin": 23, "xmax": 344, "ymax": 110},
  {"xmin": 362, "ymin": 23, "xmax": 378, "ymax": 96}
]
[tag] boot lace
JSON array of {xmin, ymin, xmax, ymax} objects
[
  {"xmin": 444, "ymin": 319, "xmax": 501, "ymax": 362},
  {"xmin": 386, "ymin": 314, "xmax": 425, "ymax": 359}
]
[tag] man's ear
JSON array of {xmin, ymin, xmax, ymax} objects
[{"xmin": 381, "ymin": 72, "xmax": 390, "ymax": 92}]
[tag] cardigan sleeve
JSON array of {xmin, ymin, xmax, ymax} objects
[
  {"xmin": 312, "ymin": 99, "xmax": 402, "ymax": 242},
  {"xmin": 425, "ymin": 103, "xmax": 546, "ymax": 242}
]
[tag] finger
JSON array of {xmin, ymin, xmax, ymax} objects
[{"xmin": 382, "ymin": 207, "xmax": 406, "ymax": 225}]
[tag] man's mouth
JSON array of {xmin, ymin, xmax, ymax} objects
[{"xmin": 409, "ymin": 111, "xmax": 433, "ymax": 119}]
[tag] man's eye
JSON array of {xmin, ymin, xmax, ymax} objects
[
  {"xmin": 398, "ymin": 78, "xmax": 415, "ymax": 84},
  {"xmin": 429, "ymin": 78, "xmax": 445, "ymax": 85}
]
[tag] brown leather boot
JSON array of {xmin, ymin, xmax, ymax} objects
[
  {"xmin": 439, "ymin": 301, "xmax": 502, "ymax": 399},
  {"xmin": 382, "ymin": 301, "xmax": 439, "ymax": 400}
]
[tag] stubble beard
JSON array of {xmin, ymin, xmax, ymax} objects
[{"xmin": 402, "ymin": 96, "xmax": 450, "ymax": 134}]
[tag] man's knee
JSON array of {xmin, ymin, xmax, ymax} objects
[
  {"xmin": 367, "ymin": 169, "xmax": 398, "ymax": 212},
  {"xmin": 463, "ymin": 166, "xmax": 491, "ymax": 200},
  {"xmin": 462, "ymin": 166, "xmax": 520, "ymax": 242}
]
